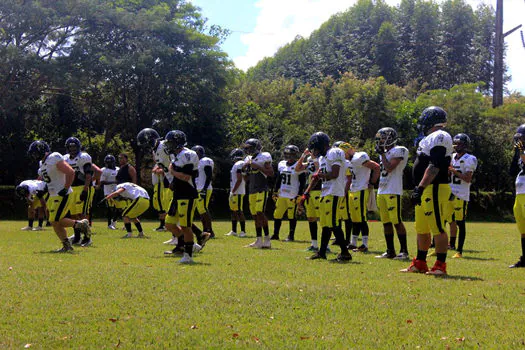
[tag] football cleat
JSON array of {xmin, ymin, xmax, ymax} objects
[
  {"xmin": 179, "ymin": 253, "xmax": 194, "ymax": 264},
  {"xmin": 108, "ymin": 225, "xmax": 117, "ymax": 230},
  {"xmin": 238, "ymin": 231, "xmax": 247, "ymax": 238},
  {"xmin": 262, "ymin": 236, "xmax": 271, "ymax": 249},
  {"xmin": 69, "ymin": 234, "xmax": 82, "ymax": 246},
  {"xmin": 137, "ymin": 232, "xmax": 148, "ymax": 239},
  {"xmin": 308, "ymin": 252, "xmax": 327, "ymax": 260},
  {"xmin": 54, "ymin": 241, "xmax": 74, "ymax": 253},
  {"xmin": 163, "ymin": 237, "xmax": 178, "ymax": 245},
  {"xmin": 193, "ymin": 243, "xmax": 202, "ymax": 253},
  {"xmin": 452, "ymin": 252, "xmax": 462, "ymax": 259},
  {"xmin": 122, "ymin": 233, "xmax": 132, "ymax": 238},
  {"xmin": 347, "ymin": 244, "xmax": 357, "ymax": 250},
  {"xmin": 400, "ymin": 258, "xmax": 429, "ymax": 273},
  {"xmin": 21, "ymin": 226, "xmax": 33, "ymax": 231},
  {"xmin": 393, "ymin": 252, "xmax": 410, "ymax": 261},
  {"xmin": 353, "ymin": 244, "xmax": 368, "ymax": 253},
  {"xmin": 333, "ymin": 253, "xmax": 352, "ymax": 262},
  {"xmin": 306, "ymin": 245, "xmax": 319, "ymax": 252},
  {"xmin": 80, "ymin": 238, "xmax": 92, "ymax": 247},
  {"xmin": 75, "ymin": 219, "xmax": 91, "ymax": 239},
  {"xmin": 426, "ymin": 261, "xmax": 447, "ymax": 275},
  {"xmin": 32, "ymin": 226, "xmax": 43, "ymax": 231},
  {"xmin": 153, "ymin": 226, "xmax": 166, "ymax": 232},
  {"xmin": 270, "ymin": 234, "xmax": 280, "ymax": 240},
  {"xmin": 448, "ymin": 244, "xmax": 456, "ymax": 250},
  {"xmin": 375, "ymin": 250, "xmax": 396, "ymax": 259},
  {"xmin": 198, "ymin": 232, "xmax": 211, "ymax": 248},
  {"xmin": 246, "ymin": 237, "xmax": 263, "ymax": 248},
  {"xmin": 225, "ymin": 231, "xmax": 238, "ymax": 236},
  {"xmin": 284, "ymin": 236, "xmax": 294, "ymax": 242},
  {"xmin": 164, "ymin": 247, "xmax": 184, "ymax": 256},
  {"xmin": 509, "ymin": 257, "xmax": 525, "ymax": 268}
]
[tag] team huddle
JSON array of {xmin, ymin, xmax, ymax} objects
[{"xmin": 16, "ymin": 105, "xmax": 525, "ymax": 271}]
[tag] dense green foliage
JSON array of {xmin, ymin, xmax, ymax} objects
[
  {"xmin": 1, "ymin": 0, "xmax": 525, "ymax": 197},
  {"xmin": 247, "ymin": 0, "xmax": 500, "ymax": 93}
]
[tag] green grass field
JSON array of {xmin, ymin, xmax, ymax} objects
[{"xmin": 1, "ymin": 220, "xmax": 525, "ymax": 348}]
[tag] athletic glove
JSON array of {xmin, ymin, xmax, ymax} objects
[
  {"xmin": 514, "ymin": 138, "xmax": 525, "ymax": 151},
  {"xmin": 229, "ymin": 192, "xmax": 234, "ymax": 202},
  {"xmin": 79, "ymin": 190, "xmax": 88, "ymax": 201},
  {"xmin": 411, "ymin": 186, "xmax": 424, "ymax": 206},
  {"xmin": 57, "ymin": 188, "xmax": 69, "ymax": 197},
  {"xmin": 199, "ymin": 190, "xmax": 207, "ymax": 200}
]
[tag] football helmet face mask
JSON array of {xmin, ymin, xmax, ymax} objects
[
  {"xmin": 283, "ymin": 145, "xmax": 300, "ymax": 162},
  {"xmin": 417, "ymin": 106, "xmax": 447, "ymax": 135},
  {"xmin": 104, "ymin": 154, "xmax": 116, "ymax": 169},
  {"xmin": 65, "ymin": 137, "xmax": 81, "ymax": 157},
  {"xmin": 15, "ymin": 185, "xmax": 30, "ymax": 200},
  {"xmin": 191, "ymin": 145, "xmax": 205, "ymax": 159},
  {"xmin": 453, "ymin": 133, "xmax": 471, "ymax": 153},
  {"xmin": 513, "ymin": 124, "xmax": 525, "ymax": 149},
  {"xmin": 165, "ymin": 130, "xmax": 187, "ymax": 153},
  {"xmin": 243, "ymin": 138, "xmax": 262, "ymax": 156},
  {"xmin": 308, "ymin": 132, "xmax": 330, "ymax": 157},
  {"xmin": 28, "ymin": 140, "xmax": 50, "ymax": 161},
  {"xmin": 229, "ymin": 148, "xmax": 245, "ymax": 161},
  {"xmin": 375, "ymin": 127, "xmax": 398, "ymax": 149},
  {"xmin": 137, "ymin": 128, "xmax": 160, "ymax": 151}
]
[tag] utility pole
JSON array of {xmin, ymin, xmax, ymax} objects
[{"xmin": 493, "ymin": 0, "xmax": 522, "ymax": 108}]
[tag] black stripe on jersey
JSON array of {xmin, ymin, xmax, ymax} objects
[
  {"xmin": 432, "ymin": 185, "xmax": 444, "ymax": 233},
  {"xmin": 122, "ymin": 198, "xmax": 140, "ymax": 217}
]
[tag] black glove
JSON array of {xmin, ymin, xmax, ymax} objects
[
  {"xmin": 199, "ymin": 190, "xmax": 207, "ymax": 200},
  {"xmin": 411, "ymin": 186, "xmax": 424, "ymax": 206},
  {"xmin": 57, "ymin": 188, "xmax": 69, "ymax": 197},
  {"xmin": 79, "ymin": 190, "xmax": 88, "ymax": 201},
  {"xmin": 375, "ymin": 144, "xmax": 385, "ymax": 155}
]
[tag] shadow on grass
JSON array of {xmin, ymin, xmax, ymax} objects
[
  {"xmin": 37, "ymin": 250, "xmax": 78, "ymax": 255},
  {"xmin": 328, "ymin": 260, "xmax": 363, "ymax": 265},
  {"xmin": 462, "ymin": 256, "xmax": 497, "ymax": 261},
  {"xmin": 430, "ymin": 275, "xmax": 484, "ymax": 281}
]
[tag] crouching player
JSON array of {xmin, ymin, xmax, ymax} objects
[
  {"xmin": 16, "ymin": 179, "xmax": 49, "ymax": 231},
  {"xmin": 104, "ymin": 182, "xmax": 150, "ymax": 238},
  {"xmin": 27, "ymin": 141, "xmax": 91, "ymax": 252}
]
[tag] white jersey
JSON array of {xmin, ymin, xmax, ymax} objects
[
  {"xmin": 418, "ymin": 130, "xmax": 454, "ymax": 157},
  {"xmin": 378, "ymin": 146, "xmax": 408, "ymax": 195},
  {"xmin": 171, "ymin": 148, "xmax": 200, "ymax": 199},
  {"xmin": 245, "ymin": 152, "xmax": 272, "ymax": 193},
  {"xmin": 100, "ymin": 167, "xmax": 119, "ymax": 195},
  {"xmin": 152, "ymin": 140, "xmax": 174, "ymax": 185},
  {"xmin": 19, "ymin": 180, "xmax": 47, "ymax": 197},
  {"xmin": 116, "ymin": 182, "xmax": 150, "ymax": 200},
  {"xmin": 230, "ymin": 160, "xmax": 246, "ymax": 195},
  {"xmin": 195, "ymin": 157, "xmax": 214, "ymax": 191},
  {"xmin": 39, "ymin": 152, "xmax": 72, "ymax": 196},
  {"xmin": 63, "ymin": 151, "xmax": 92, "ymax": 185},
  {"xmin": 277, "ymin": 160, "xmax": 305, "ymax": 198},
  {"xmin": 319, "ymin": 147, "xmax": 347, "ymax": 197},
  {"xmin": 349, "ymin": 151, "xmax": 371, "ymax": 192},
  {"xmin": 516, "ymin": 158, "xmax": 525, "ymax": 195},
  {"xmin": 450, "ymin": 153, "xmax": 477, "ymax": 201}
]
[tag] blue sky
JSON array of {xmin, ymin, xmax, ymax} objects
[{"xmin": 191, "ymin": 0, "xmax": 524, "ymax": 94}]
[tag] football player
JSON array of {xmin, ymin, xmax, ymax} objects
[
  {"xmin": 191, "ymin": 145, "xmax": 215, "ymax": 241},
  {"xmin": 226, "ymin": 148, "xmax": 247, "ymax": 237},
  {"xmin": 346, "ymin": 143, "xmax": 380, "ymax": 253},
  {"xmin": 304, "ymin": 132, "xmax": 352, "ymax": 261},
  {"xmin": 137, "ymin": 128, "xmax": 170, "ymax": 232},
  {"xmin": 63, "ymin": 137, "xmax": 94, "ymax": 247},
  {"xmin": 448, "ymin": 133, "xmax": 477, "ymax": 258},
  {"xmin": 373, "ymin": 127, "xmax": 410, "ymax": 260},
  {"xmin": 27, "ymin": 140, "xmax": 90, "ymax": 252},
  {"xmin": 99, "ymin": 154, "xmax": 120, "ymax": 229},
  {"xmin": 271, "ymin": 145, "xmax": 306, "ymax": 242},
  {"xmin": 116, "ymin": 153, "xmax": 137, "ymax": 184},
  {"xmin": 16, "ymin": 179, "xmax": 48, "ymax": 231},
  {"xmin": 104, "ymin": 182, "xmax": 150, "ymax": 238},
  {"xmin": 401, "ymin": 106, "xmax": 453, "ymax": 275},
  {"xmin": 164, "ymin": 130, "xmax": 205, "ymax": 263},
  {"xmin": 509, "ymin": 124, "xmax": 525, "ymax": 268},
  {"xmin": 242, "ymin": 138, "xmax": 274, "ymax": 249},
  {"xmin": 296, "ymin": 150, "xmax": 322, "ymax": 252}
]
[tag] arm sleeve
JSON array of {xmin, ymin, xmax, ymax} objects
[
  {"xmin": 429, "ymin": 146, "xmax": 449, "ymax": 168},
  {"xmin": 298, "ymin": 172, "xmax": 307, "ymax": 195},
  {"xmin": 274, "ymin": 171, "xmax": 282, "ymax": 192},
  {"xmin": 83, "ymin": 162, "xmax": 93, "ymax": 175},
  {"xmin": 510, "ymin": 149, "xmax": 521, "ymax": 177},
  {"xmin": 203, "ymin": 165, "xmax": 213, "ymax": 190}
]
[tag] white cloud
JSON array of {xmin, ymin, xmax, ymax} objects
[{"xmin": 234, "ymin": 0, "xmax": 524, "ymax": 94}]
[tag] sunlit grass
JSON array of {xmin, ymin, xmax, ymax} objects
[{"xmin": 1, "ymin": 220, "xmax": 524, "ymax": 348}]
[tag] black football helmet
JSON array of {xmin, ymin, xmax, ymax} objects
[
  {"xmin": 165, "ymin": 130, "xmax": 187, "ymax": 153},
  {"xmin": 308, "ymin": 132, "xmax": 330, "ymax": 157},
  {"xmin": 243, "ymin": 138, "xmax": 262, "ymax": 156},
  {"xmin": 28, "ymin": 140, "xmax": 50, "ymax": 161},
  {"xmin": 417, "ymin": 106, "xmax": 447, "ymax": 135},
  {"xmin": 191, "ymin": 145, "xmax": 205, "ymax": 159},
  {"xmin": 230, "ymin": 148, "xmax": 245, "ymax": 161},
  {"xmin": 104, "ymin": 154, "xmax": 116, "ymax": 169},
  {"xmin": 65, "ymin": 137, "xmax": 81, "ymax": 156},
  {"xmin": 514, "ymin": 124, "xmax": 525, "ymax": 148},
  {"xmin": 453, "ymin": 133, "xmax": 471, "ymax": 153},
  {"xmin": 15, "ymin": 184, "xmax": 30, "ymax": 200},
  {"xmin": 137, "ymin": 128, "xmax": 160, "ymax": 150},
  {"xmin": 283, "ymin": 145, "xmax": 300, "ymax": 161},
  {"xmin": 375, "ymin": 127, "xmax": 398, "ymax": 148}
]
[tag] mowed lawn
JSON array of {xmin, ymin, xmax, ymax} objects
[{"xmin": 1, "ymin": 220, "xmax": 525, "ymax": 348}]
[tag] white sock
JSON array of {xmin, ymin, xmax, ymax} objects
[
  {"xmin": 351, "ymin": 235, "xmax": 358, "ymax": 246},
  {"xmin": 312, "ymin": 240, "xmax": 318, "ymax": 248},
  {"xmin": 362, "ymin": 236, "xmax": 369, "ymax": 247}
]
